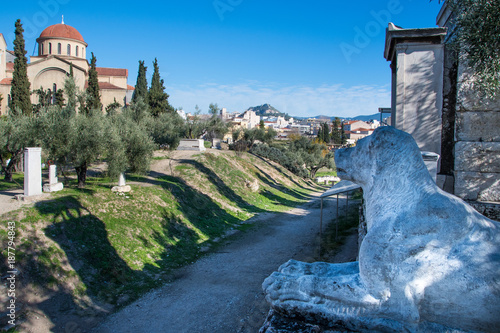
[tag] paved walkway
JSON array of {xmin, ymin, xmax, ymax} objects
[
  {"xmin": 94, "ymin": 195, "xmax": 348, "ymax": 333},
  {"xmin": 0, "ymin": 189, "xmax": 51, "ymax": 217}
]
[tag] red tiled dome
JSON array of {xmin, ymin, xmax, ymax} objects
[{"xmin": 39, "ymin": 23, "xmax": 85, "ymax": 42}]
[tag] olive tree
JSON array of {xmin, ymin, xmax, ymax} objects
[{"xmin": 0, "ymin": 114, "xmax": 36, "ymax": 181}]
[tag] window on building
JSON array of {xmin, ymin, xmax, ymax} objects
[
  {"xmin": 57, "ymin": 43, "xmax": 61, "ymax": 55},
  {"xmin": 52, "ymin": 83, "xmax": 57, "ymax": 104},
  {"xmin": 41, "ymin": 43, "xmax": 44, "ymax": 55},
  {"xmin": 67, "ymin": 44, "xmax": 71, "ymax": 56},
  {"xmin": 49, "ymin": 43, "xmax": 52, "ymax": 54},
  {"xmin": 76, "ymin": 45, "xmax": 79, "ymax": 57}
]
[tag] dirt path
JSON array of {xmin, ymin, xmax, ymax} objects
[{"xmin": 94, "ymin": 195, "xmax": 355, "ymax": 333}]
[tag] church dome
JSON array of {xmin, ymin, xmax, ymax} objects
[{"xmin": 39, "ymin": 23, "xmax": 85, "ymax": 43}]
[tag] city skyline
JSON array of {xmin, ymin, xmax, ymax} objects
[{"xmin": 1, "ymin": 0, "xmax": 444, "ymax": 117}]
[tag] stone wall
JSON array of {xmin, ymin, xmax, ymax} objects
[{"xmin": 454, "ymin": 64, "xmax": 500, "ymax": 207}]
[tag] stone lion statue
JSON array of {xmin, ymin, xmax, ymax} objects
[{"xmin": 263, "ymin": 126, "xmax": 500, "ymax": 332}]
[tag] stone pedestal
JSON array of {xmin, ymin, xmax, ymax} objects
[
  {"xmin": 24, "ymin": 147, "xmax": 42, "ymax": 197},
  {"xmin": 111, "ymin": 173, "xmax": 131, "ymax": 193},
  {"xmin": 43, "ymin": 164, "xmax": 64, "ymax": 192},
  {"xmin": 177, "ymin": 139, "xmax": 206, "ymax": 151}
]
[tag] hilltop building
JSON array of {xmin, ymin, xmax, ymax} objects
[{"xmin": 0, "ymin": 19, "xmax": 133, "ymax": 115}]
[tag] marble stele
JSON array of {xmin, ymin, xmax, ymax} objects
[{"xmin": 263, "ymin": 126, "xmax": 500, "ymax": 332}]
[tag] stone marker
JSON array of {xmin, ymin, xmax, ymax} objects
[
  {"xmin": 43, "ymin": 164, "xmax": 64, "ymax": 192},
  {"xmin": 177, "ymin": 139, "xmax": 206, "ymax": 151},
  {"xmin": 262, "ymin": 126, "xmax": 500, "ymax": 333},
  {"xmin": 24, "ymin": 147, "xmax": 42, "ymax": 196},
  {"xmin": 111, "ymin": 173, "xmax": 131, "ymax": 193},
  {"xmin": 212, "ymin": 138, "xmax": 221, "ymax": 149}
]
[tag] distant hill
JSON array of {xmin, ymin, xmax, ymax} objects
[
  {"xmin": 294, "ymin": 113, "xmax": 382, "ymax": 122},
  {"xmin": 351, "ymin": 113, "xmax": 382, "ymax": 122},
  {"xmin": 246, "ymin": 104, "xmax": 383, "ymax": 122},
  {"xmin": 246, "ymin": 104, "xmax": 291, "ymax": 120}
]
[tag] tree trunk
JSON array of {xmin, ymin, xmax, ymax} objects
[
  {"xmin": 2, "ymin": 153, "xmax": 21, "ymax": 182},
  {"xmin": 310, "ymin": 167, "xmax": 319, "ymax": 180},
  {"xmin": 75, "ymin": 162, "xmax": 87, "ymax": 188},
  {"xmin": 3, "ymin": 168, "xmax": 13, "ymax": 182},
  {"xmin": 60, "ymin": 166, "xmax": 69, "ymax": 185}
]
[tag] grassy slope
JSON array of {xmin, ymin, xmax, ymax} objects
[{"xmin": 0, "ymin": 150, "xmax": 324, "ymax": 329}]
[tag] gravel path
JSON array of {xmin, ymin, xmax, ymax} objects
[
  {"xmin": 94, "ymin": 195, "xmax": 349, "ymax": 333},
  {"xmin": 0, "ymin": 189, "xmax": 51, "ymax": 216}
]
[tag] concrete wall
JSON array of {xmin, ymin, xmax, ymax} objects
[{"xmin": 101, "ymin": 89, "xmax": 126, "ymax": 108}]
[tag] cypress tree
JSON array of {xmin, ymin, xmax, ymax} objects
[
  {"xmin": 340, "ymin": 121, "xmax": 347, "ymax": 145},
  {"xmin": 148, "ymin": 58, "xmax": 174, "ymax": 117},
  {"xmin": 86, "ymin": 52, "xmax": 102, "ymax": 113},
  {"xmin": 132, "ymin": 60, "xmax": 148, "ymax": 103},
  {"xmin": 10, "ymin": 19, "xmax": 31, "ymax": 116},
  {"xmin": 317, "ymin": 126, "xmax": 323, "ymax": 143},
  {"xmin": 331, "ymin": 117, "xmax": 341, "ymax": 144},
  {"xmin": 321, "ymin": 122, "xmax": 330, "ymax": 143}
]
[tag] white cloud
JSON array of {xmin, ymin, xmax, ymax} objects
[{"xmin": 166, "ymin": 82, "xmax": 391, "ymax": 118}]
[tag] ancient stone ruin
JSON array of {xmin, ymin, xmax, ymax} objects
[{"xmin": 262, "ymin": 126, "xmax": 500, "ymax": 332}]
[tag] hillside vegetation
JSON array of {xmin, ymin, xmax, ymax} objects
[{"xmin": 0, "ymin": 149, "xmax": 324, "ymax": 331}]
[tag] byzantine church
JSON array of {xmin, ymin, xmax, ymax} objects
[{"xmin": 0, "ymin": 18, "xmax": 134, "ymax": 115}]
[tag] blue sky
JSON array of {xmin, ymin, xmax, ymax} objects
[{"xmin": 1, "ymin": 0, "xmax": 443, "ymax": 118}]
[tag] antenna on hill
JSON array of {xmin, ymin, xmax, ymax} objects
[{"xmin": 61, "ymin": 15, "xmax": 64, "ymax": 24}]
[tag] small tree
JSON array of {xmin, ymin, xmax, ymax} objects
[
  {"xmin": 185, "ymin": 105, "xmax": 205, "ymax": 139},
  {"xmin": 317, "ymin": 122, "xmax": 330, "ymax": 143},
  {"xmin": 441, "ymin": 0, "xmax": 500, "ymax": 96},
  {"xmin": 317, "ymin": 126, "xmax": 323, "ymax": 143},
  {"xmin": 37, "ymin": 105, "xmax": 74, "ymax": 182},
  {"xmin": 10, "ymin": 19, "xmax": 31, "ymax": 116},
  {"xmin": 33, "ymin": 87, "xmax": 52, "ymax": 113},
  {"xmin": 289, "ymin": 137, "xmax": 335, "ymax": 179},
  {"xmin": 340, "ymin": 121, "xmax": 347, "ymax": 145},
  {"xmin": 54, "ymin": 89, "xmax": 64, "ymax": 107},
  {"xmin": 0, "ymin": 114, "xmax": 36, "ymax": 181},
  {"xmin": 331, "ymin": 117, "xmax": 342, "ymax": 144},
  {"xmin": 69, "ymin": 112, "xmax": 107, "ymax": 188},
  {"xmin": 132, "ymin": 60, "xmax": 148, "ymax": 103},
  {"xmin": 64, "ymin": 67, "xmax": 78, "ymax": 116},
  {"xmin": 85, "ymin": 52, "xmax": 102, "ymax": 114},
  {"xmin": 105, "ymin": 98, "xmax": 121, "ymax": 116},
  {"xmin": 148, "ymin": 58, "xmax": 174, "ymax": 117},
  {"xmin": 259, "ymin": 119, "xmax": 265, "ymax": 129},
  {"xmin": 147, "ymin": 111, "xmax": 184, "ymax": 149},
  {"xmin": 205, "ymin": 103, "xmax": 228, "ymax": 141},
  {"xmin": 124, "ymin": 97, "xmax": 150, "ymax": 125},
  {"xmin": 107, "ymin": 113, "xmax": 155, "ymax": 178}
]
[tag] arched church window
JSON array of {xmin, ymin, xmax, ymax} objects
[
  {"xmin": 49, "ymin": 43, "xmax": 52, "ymax": 54},
  {"xmin": 76, "ymin": 45, "xmax": 79, "ymax": 57},
  {"xmin": 67, "ymin": 44, "xmax": 71, "ymax": 56},
  {"xmin": 58, "ymin": 43, "xmax": 61, "ymax": 55},
  {"xmin": 53, "ymin": 83, "xmax": 57, "ymax": 104}
]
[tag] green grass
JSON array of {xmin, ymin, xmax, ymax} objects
[
  {"xmin": 0, "ymin": 150, "xmax": 322, "ymax": 323},
  {"xmin": 0, "ymin": 173, "xmax": 24, "ymax": 191},
  {"xmin": 315, "ymin": 169, "xmax": 337, "ymax": 178}
]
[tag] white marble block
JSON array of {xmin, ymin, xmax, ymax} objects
[
  {"xmin": 112, "ymin": 173, "xmax": 131, "ymax": 193},
  {"xmin": 43, "ymin": 164, "xmax": 64, "ymax": 193},
  {"xmin": 24, "ymin": 147, "xmax": 42, "ymax": 196}
]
